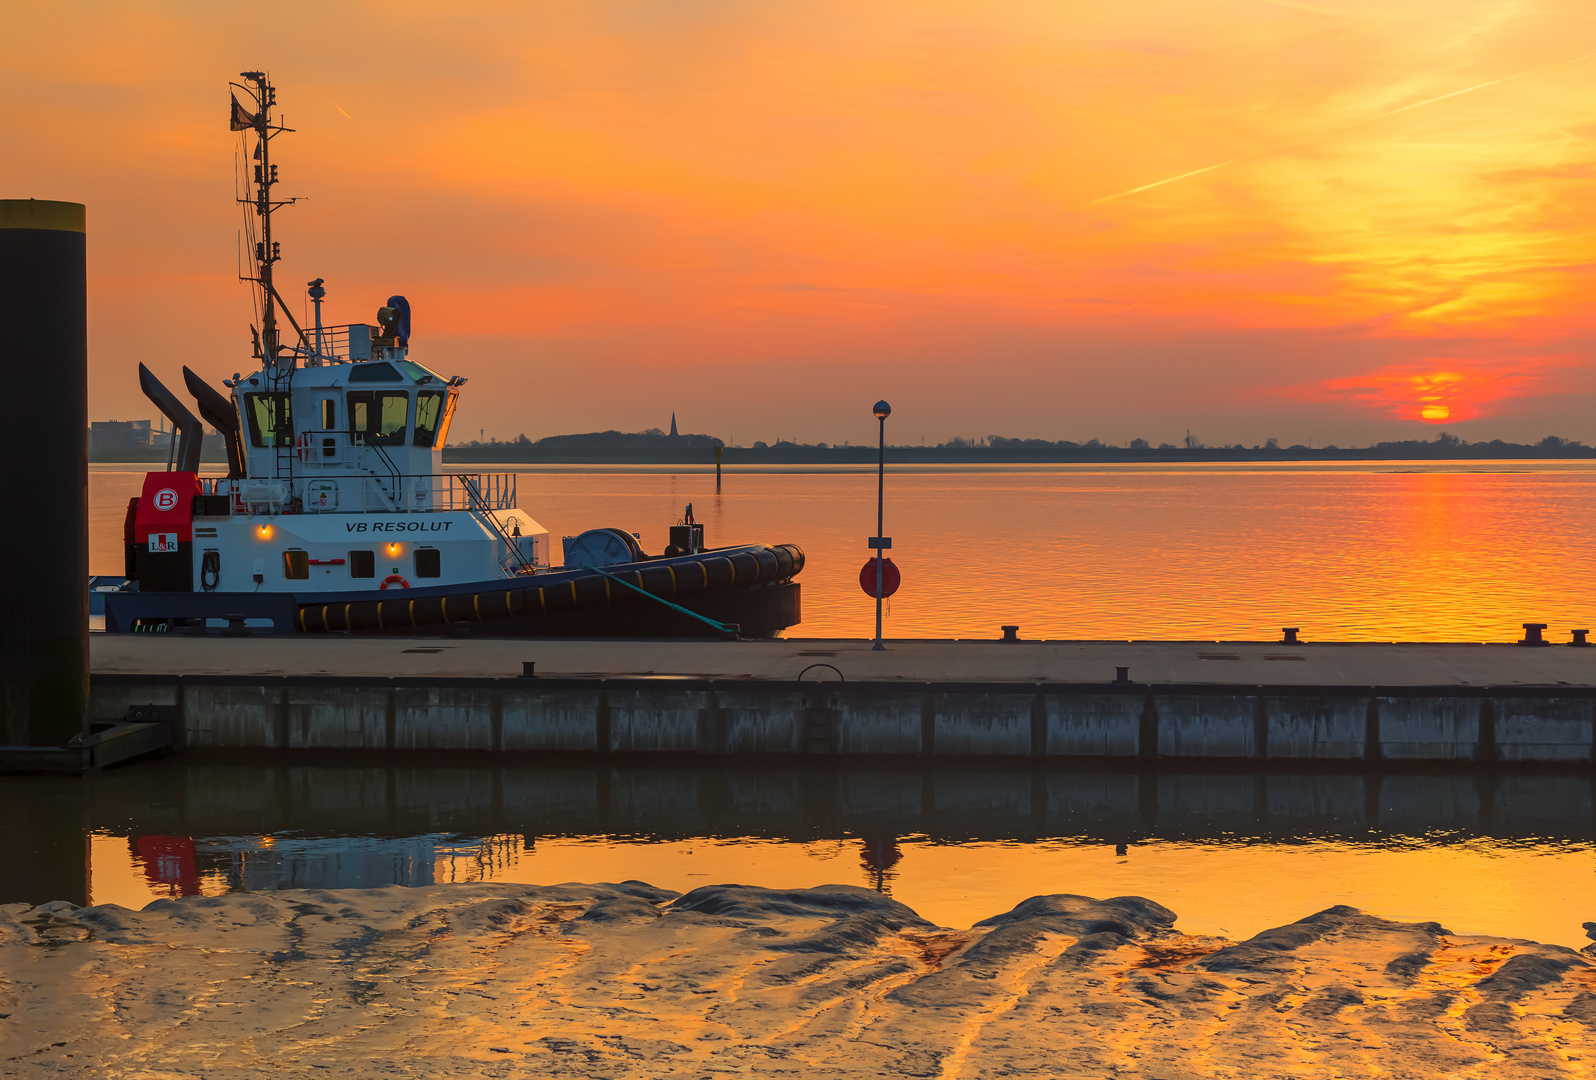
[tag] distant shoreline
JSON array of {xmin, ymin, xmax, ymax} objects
[
  {"xmin": 87, "ymin": 445, "xmax": 1596, "ymax": 466},
  {"xmin": 442, "ymin": 444, "xmax": 1596, "ymax": 465}
]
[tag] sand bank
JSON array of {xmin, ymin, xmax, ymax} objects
[{"xmin": 3, "ymin": 883, "xmax": 1595, "ymax": 1077}]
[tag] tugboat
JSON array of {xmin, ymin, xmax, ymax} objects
[{"xmin": 104, "ymin": 73, "xmax": 802, "ymax": 637}]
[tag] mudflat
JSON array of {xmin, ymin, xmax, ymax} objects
[{"xmin": 3, "ymin": 883, "xmax": 1595, "ymax": 1078}]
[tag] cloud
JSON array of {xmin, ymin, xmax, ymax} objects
[
  {"xmin": 1279, "ymin": 356, "xmax": 1581, "ymax": 422},
  {"xmin": 1087, "ymin": 48, "xmax": 1596, "ymax": 206}
]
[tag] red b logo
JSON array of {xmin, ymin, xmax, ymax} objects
[{"xmin": 153, "ymin": 488, "xmax": 179, "ymax": 512}]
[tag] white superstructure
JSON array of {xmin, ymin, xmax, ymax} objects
[{"xmin": 189, "ymin": 327, "xmax": 548, "ymax": 595}]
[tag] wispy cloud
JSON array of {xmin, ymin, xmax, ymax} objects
[
  {"xmin": 1088, "ymin": 48, "xmax": 1596, "ymax": 206},
  {"xmin": 1279, "ymin": 357, "xmax": 1578, "ymax": 422}
]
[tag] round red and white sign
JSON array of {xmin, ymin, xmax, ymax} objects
[{"xmin": 152, "ymin": 488, "xmax": 179, "ymax": 512}]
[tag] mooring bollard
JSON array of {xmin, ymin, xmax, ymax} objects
[
  {"xmin": 1281, "ymin": 627, "xmax": 1300, "ymax": 645},
  {"xmin": 1115, "ymin": 666, "xmax": 1130, "ymax": 684},
  {"xmin": 1571, "ymin": 629, "xmax": 1590, "ymax": 648},
  {"xmin": 1520, "ymin": 623, "xmax": 1550, "ymax": 647},
  {"xmin": 1001, "ymin": 625, "xmax": 1019, "ymax": 642}
]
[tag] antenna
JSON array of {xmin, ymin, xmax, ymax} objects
[
  {"xmin": 232, "ymin": 71, "xmax": 308, "ymax": 370},
  {"xmin": 307, "ymin": 277, "xmax": 326, "ymax": 364}
]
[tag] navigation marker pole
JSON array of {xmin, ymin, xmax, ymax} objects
[{"xmin": 871, "ymin": 400, "xmax": 892, "ymax": 651}]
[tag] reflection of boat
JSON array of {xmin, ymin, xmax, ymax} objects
[
  {"xmin": 133, "ymin": 835, "xmax": 200, "ymax": 897},
  {"xmin": 104, "ymin": 73, "xmax": 802, "ymax": 637},
  {"xmin": 181, "ymin": 833, "xmax": 523, "ymax": 892}
]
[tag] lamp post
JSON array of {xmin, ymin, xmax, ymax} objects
[{"xmin": 871, "ymin": 400, "xmax": 891, "ymax": 650}]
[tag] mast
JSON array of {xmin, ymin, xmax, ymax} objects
[
  {"xmin": 258, "ymin": 73, "xmax": 277, "ymax": 365},
  {"xmin": 234, "ymin": 71, "xmax": 295, "ymax": 370},
  {"xmin": 232, "ymin": 72, "xmax": 302, "ymax": 482}
]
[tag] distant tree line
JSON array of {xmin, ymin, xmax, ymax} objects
[
  {"xmin": 445, "ymin": 429, "xmax": 1594, "ymax": 462},
  {"xmin": 455, "ymin": 428, "xmax": 722, "ymax": 451},
  {"xmin": 972, "ymin": 431, "xmax": 1594, "ymax": 457}
]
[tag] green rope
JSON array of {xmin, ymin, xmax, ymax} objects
[{"xmin": 582, "ymin": 564, "xmax": 740, "ymax": 638}]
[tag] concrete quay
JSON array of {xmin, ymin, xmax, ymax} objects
[{"xmin": 90, "ymin": 637, "xmax": 1596, "ymax": 765}]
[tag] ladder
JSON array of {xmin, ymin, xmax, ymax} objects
[{"xmin": 268, "ymin": 359, "xmax": 296, "ymax": 494}]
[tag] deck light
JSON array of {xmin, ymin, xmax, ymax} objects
[
  {"xmin": 257, "ymin": 525, "xmax": 272, "ymax": 539},
  {"xmin": 387, "ymin": 542, "xmax": 400, "ymax": 555}
]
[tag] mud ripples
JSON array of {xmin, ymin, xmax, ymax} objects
[{"xmin": 4, "ymin": 882, "xmax": 1595, "ymax": 1077}]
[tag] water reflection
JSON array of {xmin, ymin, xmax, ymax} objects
[
  {"xmin": 860, "ymin": 837, "xmax": 903, "ymax": 893},
  {"xmin": 119, "ymin": 832, "xmax": 527, "ymax": 897},
  {"xmin": 4, "ymin": 760, "xmax": 1592, "ymax": 946}
]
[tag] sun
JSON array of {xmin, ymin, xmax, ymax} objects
[{"xmin": 1420, "ymin": 403, "xmax": 1450, "ymax": 421}]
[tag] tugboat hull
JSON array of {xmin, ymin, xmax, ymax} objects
[{"xmin": 105, "ymin": 544, "xmax": 804, "ymax": 638}]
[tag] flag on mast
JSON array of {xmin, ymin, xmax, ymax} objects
[{"xmin": 230, "ymin": 94, "xmax": 259, "ymax": 131}]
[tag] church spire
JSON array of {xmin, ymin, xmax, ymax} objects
[{"xmin": 670, "ymin": 411, "xmax": 678, "ymax": 438}]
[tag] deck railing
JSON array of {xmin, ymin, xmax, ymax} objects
[
  {"xmin": 201, "ymin": 472, "xmax": 517, "ymax": 514},
  {"xmin": 284, "ymin": 323, "xmax": 377, "ymax": 364}
]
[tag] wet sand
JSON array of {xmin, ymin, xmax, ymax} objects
[{"xmin": 3, "ymin": 883, "xmax": 1595, "ymax": 1077}]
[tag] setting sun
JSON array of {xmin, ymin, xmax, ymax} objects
[{"xmin": 1421, "ymin": 404, "xmax": 1451, "ymax": 421}]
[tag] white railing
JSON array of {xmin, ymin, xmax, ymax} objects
[
  {"xmin": 201, "ymin": 472, "xmax": 517, "ymax": 514},
  {"xmin": 284, "ymin": 323, "xmax": 378, "ymax": 364}
]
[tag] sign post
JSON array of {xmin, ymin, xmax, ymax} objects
[{"xmin": 871, "ymin": 400, "xmax": 891, "ymax": 650}]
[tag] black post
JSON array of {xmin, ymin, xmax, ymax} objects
[
  {"xmin": 0, "ymin": 200, "xmax": 89, "ymax": 749},
  {"xmin": 872, "ymin": 400, "xmax": 891, "ymax": 651}
]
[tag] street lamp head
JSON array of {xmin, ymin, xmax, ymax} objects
[{"xmin": 873, "ymin": 400, "xmax": 892, "ymax": 420}]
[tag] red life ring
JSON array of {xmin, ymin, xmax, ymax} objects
[
  {"xmin": 380, "ymin": 574, "xmax": 410, "ymax": 590},
  {"xmin": 296, "ymin": 431, "xmax": 313, "ymax": 463}
]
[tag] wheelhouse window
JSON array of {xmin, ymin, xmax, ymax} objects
[
  {"xmin": 348, "ymin": 550, "xmax": 374, "ymax": 578},
  {"xmin": 414, "ymin": 547, "xmax": 441, "ymax": 578},
  {"xmin": 397, "ymin": 359, "xmax": 443, "ymax": 383},
  {"xmin": 243, "ymin": 393, "xmax": 292, "ymax": 448},
  {"xmin": 414, "ymin": 390, "xmax": 445, "ymax": 447},
  {"xmin": 437, "ymin": 389, "xmax": 458, "ymax": 447},
  {"xmin": 347, "ymin": 361, "xmax": 404, "ymax": 382},
  {"xmin": 283, "ymin": 550, "xmax": 309, "ymax": 580},
  {"xmin": 320, "ymin": 398, "xmax": 336, "ymax": 429},
  {"xmin": 346, "ymin": 391, "xmax": 409, "ymax": 446}
]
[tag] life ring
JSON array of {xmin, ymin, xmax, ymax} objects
[
  {"xmin": 295, "ymin": 431, "xmax": 313, "ymax": 463},
  {"xmin": 380, "ymin": 574, "xmax": 409, "ymax": 590}
]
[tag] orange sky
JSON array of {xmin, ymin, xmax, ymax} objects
[{"xmin": 4, "ymin": 0, "xmax": 1596, "ymax": 445}]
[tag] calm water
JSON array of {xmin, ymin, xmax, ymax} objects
[
  {"xmin": 69, "ymin": 463, "xmax": 1596, "ymax": 944},
  {"xmin": 4, "ymin": 761, "xmax": 1592, "ymax": 947},
  {"xmin": 91, "ymin": 461, "xmax": 1596, "ymax": 641}
]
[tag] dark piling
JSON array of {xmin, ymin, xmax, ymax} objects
[{"xmin": 0, "ymin": 200, "xmax": 89, "ymax": 748}]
